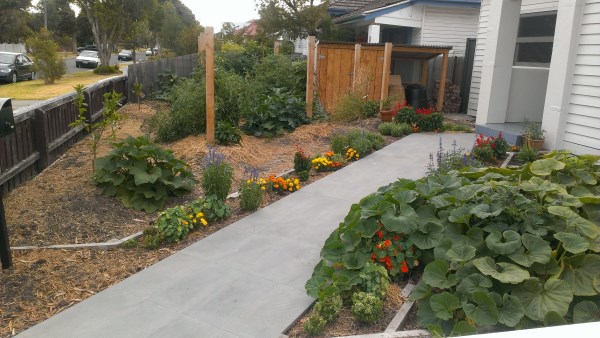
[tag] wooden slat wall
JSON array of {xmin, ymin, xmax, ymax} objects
[
  {"xmin": 127, "ymin": 53, "xmax": 198, "ymax": 99},
  {"xmin": 316, "ymin": 45, "xmax": 355, "ymax": 112},
  {"xmin": 0, "ymin": 76, "xmax": 128, "ymax": 193}
]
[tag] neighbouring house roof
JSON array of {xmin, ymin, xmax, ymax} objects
[
  {"xmin": 329, "ymin": 0, "xmax": 375, "ymax": 15},
  {"xmin": 239, "ymin": 20, "xmax": 258, "ymax": 37},
  {"xmin": 333, "ymin": 0, "xmax": 480, "ymax": 24}
]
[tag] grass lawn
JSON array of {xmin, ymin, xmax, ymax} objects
[{"xmin": 0, "ymin": 71, "xmax": 121, "ymax": 100}]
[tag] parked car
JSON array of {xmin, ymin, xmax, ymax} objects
[
  {"xmin": 0, "ymin": 52, "xmax": 35, "ymax": 83},
  {"xmin": 75, "ymin": 50, "xmax": 100, "ymax": 68},
  {"xmin": 145, "ymin": 48, "xmax": 153, "ymax": 56},
  {"xmin": 77, "ymin": 45, "xmax": 98, "ymax": 53},
  {"xmin": 118, "ymin": 50, "xmax": 133, "ymax": 61}
]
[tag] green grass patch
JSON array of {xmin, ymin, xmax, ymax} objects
[{"xmin": 0, "ymin": 71, "xmax": 119, "ymax": 100}]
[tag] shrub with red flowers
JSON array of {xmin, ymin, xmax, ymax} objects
[
  {"xmin": 393, "ymin": 102, "xmax": 443, "ymax": 132},
  {"xmin": 370, "ymin": 225, "xmax": 419, "ymax": 276},
  {"xmin": 473, "ymin": 132, "xmax": 509, "ymax": 163}
]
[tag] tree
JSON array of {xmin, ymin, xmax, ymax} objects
[
  {"xmin": 256, "ymin": 0, "xmax": 335, "ymax": 40},
  {"xmin": 31, "ymin": 0, "xmax": 77, "ymax": 50},
  {"xmin": 73, "ymin": 0, "xmax": 156, "ymax": 66},
  {"xmin": 0, "ymin": 0, "xmax": 32, "ymax": 43},
  {"xmin": 26, "ymin": 29, "xmax": 67, "ymax": 84},
  {"xmin": 157, "ymin": 0, "xmax": 201, "ymax": 55}
]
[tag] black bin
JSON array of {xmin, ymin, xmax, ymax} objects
[
  {"xmin": 404, "ymin": 84, "xmax": 428, "ymax": 109},
  {"xmin": 0, "ymin": 98, "xmax": 15, "ymax": 137}
]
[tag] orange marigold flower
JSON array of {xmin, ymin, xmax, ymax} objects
[{"xmin": 376, "ymin": 243, "xmax": 383, "ymax": 250}]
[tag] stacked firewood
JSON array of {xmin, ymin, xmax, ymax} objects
[{"xmin": 431, "ymin": 81, "xmax": 462, "ymax": 114}]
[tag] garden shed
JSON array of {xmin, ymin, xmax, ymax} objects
[{"xmin": 314, "ymin": 42, "xmax": 452, "ymax": 113}]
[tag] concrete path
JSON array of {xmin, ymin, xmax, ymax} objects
[{"xmin": 18, "ymin": 133, "xmax": 476, "ymax": 338}]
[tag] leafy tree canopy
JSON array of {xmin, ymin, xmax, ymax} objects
[
  {"xmin": 256, "ymin": 0, "xmax": 336, "ymax": 40},
  {"xmin": 0, "ymin": 0, "xmax": 33, "ymax": 43}
]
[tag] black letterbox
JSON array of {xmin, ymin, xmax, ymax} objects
[{"xmin": 0, "ymin": 98, "xmax": 15, "ymax": 137}]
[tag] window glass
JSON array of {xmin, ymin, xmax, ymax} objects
[{"xmin": 514, "ymin": 12, "xmax": 557, "ymax": 67}]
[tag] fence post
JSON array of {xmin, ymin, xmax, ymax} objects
[
  {"xmin": 380, "ymin": 43, "xmax": 393, "ymax": 110},
  {"xmin": 205, "ymin": 27, "xmax": 215, "ymax": 145},
  {"xmin": 420, "ymin": 61, "xmax": 428, "ymax": 86},
  {"xmin": 352, "ymin": 44, "xmax": 362, "ymax": 90},
  {"xmin": 437, "ymin": 51, "xmax": 449, "ymax": 112},
  {"xmin": 83, "ymin": 89, "xmax": 94, "ymax": 125},
  {"xmin": 305, "ymin": 36, "xmax": 316, "ymax": 118},
  {"xmin": 274, "ymin": 41, "xmax": 281, "ymax": 54},
  {"xmin": 33, "ymin": 108, "xmax": 50, "ymax": 170}
]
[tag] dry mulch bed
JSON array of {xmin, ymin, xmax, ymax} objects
[{"xmin": 0, "ymin": 101, "xmax": 397, "ymax": 337}]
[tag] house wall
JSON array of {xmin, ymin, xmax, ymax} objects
[
  {"xmin": 467, "ymin": 0, "xmax": 559, "ymax": 117},
  {"xmin": 374, "ymin": 5, "xmax": 423, "ymax": 28},
  {"xmin": 420, "ymin": 6, "xmax": 480, "ymax": 56},
  {"xmin": 561, "ymin": 0, "xmax": 600, "ymax": 154},
  {"xmin": 506, "ymin": 67, "xmax": 549, "ymax": 122},
  {"xmin": 294, "ymin": 38, "xmax": 308, "ymax": 56}
]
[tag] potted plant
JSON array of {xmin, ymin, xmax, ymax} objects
[
  {"xmin": 522, "ymin": 121, "xmax": 545, "ymax": 150},
  {"xmin": 379, "ymin": 97, "xmax": 396, "ymax": 122}
]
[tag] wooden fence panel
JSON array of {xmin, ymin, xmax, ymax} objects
[
  {"xmin": 0, "ymin": 76, "xmax": 128, "ymax": 193},
  {"xmin": 317, "ymin": 45, "xmax": 355, "ymax": 112},
  {"xmin": 127, "ymin": 54, "xmax": 198, "ymax": 100}
]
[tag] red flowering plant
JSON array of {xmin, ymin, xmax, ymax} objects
[
  {"xmin": 369, "ymin": 223, "xmax": 420, "ymax": 275},
  {"xmin": 473, "ymin": 132, "xmax": 509, "ymax": 163},
  {"xmin": 393, "ymin": 102, "xmax": 443, "ymax": 132}
]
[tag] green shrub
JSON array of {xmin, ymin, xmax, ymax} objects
[
  {"xmin": 152, "ymin": 70, "xmax": 179, "ymax": 101},
  {"xmin": 93, "ymin": 65, "xmax": 119, "ymax": 75},
  {"xmin": 351, "ymin": 292, "xmax": 383, "ymax": 324},
  {"xmin": 378, "ymin": 122, "xmax": 412, "ymax": 137},
  {"xmin": 26, "ymin": 28, "xmax": 66, "ymax": 84},
  {"xmin": 294, "ymin": 148, "xmax": 312, "ymax": 181},
  {"xmin": 314, "ymin": 294, "xmax": 343, "ymax": 322},
  {"xmin": 94, "ymin": 136, "xmax": 196, "ymax": 212},
  {"xmin": 215, "ymin": 69, "xmax": 247, "ymax": 125},
  {"xmin": 516, "ymin": 146, "xmax": 539, "ymax": 163},
  {"xmin": 143, "ymin": 226, "xmax": 161, "ymax": 249},
  {"xmin": 474, "ymin": 132, "xmax": 509, "ymax": 162},
  {"xmin": 393, "ymin": 105, "xmax": 443, "ymax": 132},
  {"xmin": 303, "ymin": 312, "xmax": 326, "ymax": 336},
  {"xmin": 331, "ymin": 92, "xmax": 379, "ymax": 122},
  {"xmin": 239, "ymin": 176, "xmax": 264, "ymax": 212},
  {"xmin": 215, "ymin": 122, "xmax": 242, "ymax": 146},
  {"xmin": 253, "ymin": 54, "xmax": 306, "ymax": 97},
  {"xmin": 153, "ymin": 199, "xmax": 209, "ymax": 243},
  {"xmin": 358, "ymin": 262, "xmax": 390, "ymax": 299},
  {"xmin": 418, "ymin": 112, "xmax": 443, "ymax": 132},
  {"xmin": 202, "ymin": 148, "xmax": 234, "ymax": 201},
  {"xmin": 394, "ymin": 106, "xmax": 419, "ymax": 125},
  {"xmin": 147, "ymin": 78, "xmax": 206, "ymax": 142},
  {"xmin": 198, "ymin": 195, "xmax": 231, "ymax": 222},
  {"xmin": 242, "ymin": 89, "xmax": 309, "ymax": 137},
  {"xmin": 122, "ymin": 239, "xmax": 138, "ymax": 249},
  {"xmin": 330, "ymin": 129, "xmax": 385, "ymax": 157},
  {"xmin": 443, "ymin": 122, "xmax": 473, "ymax": 132}
]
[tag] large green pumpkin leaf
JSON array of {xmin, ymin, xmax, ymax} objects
[
  {"xmin": 462, "ymin": 291, "xmax": 499, "ymax": 326},
  {"xmin": 411, "ymin": 221, "xmax": 444, "ymax": 250},
  {"xmin": 451, "ymin": 321, "xmax": 478, "ymax": 336},
  {"xmin": 473, "ymin": 257, "xmax": 530, "ymax": 284},
  {"xmin": 512, "ymin": 278, "xmax": 573, "ymax": 321},
  {"xmin": 434, "ymin": 238, "xmax": 453, "ymax": 262},
  {"xmin": 543, "ymin": 311, "xmax": 567, "ymax": 326},
  {"xmin": 547, "ymin": 206, "xmax": 600, "ymax": 239},
  {"xmin": 390, "ymin": 189, "xmax": 417, "ymax": 205},
  {"xmin": 561, "ymin": 254, "xmax": 600, "ymax": 296},
  {"xmin": 497, "ymin": 294, "xmax": 525, "ymax": 327},
  {"xmin": 508, "ymin": 233, "xmax": 551, "ymax": 267},
  {"xmin": 554, "ymin": 232, "xmax": 590, "ymax": 254},
  {"xmin": 409, "ymin": 281, "xmax": 432, "ymax": 301},
  {"xmin": 417, "ymin": 300, "xmax": 442, "ymax": 326},
  {"xmin": 423, "ymin": 260, "xmax": 458, "ymax": 289},
  {"xmin": 470, "ymin": 204, "xmax": 503, "ymax": 219},
  {"xmin": 449, "ymin": 206, "xmax": 472, "ymax": 225},
  {"xmin": 530, "ymin": 158, "xmax": 565, "ymax": 176},
  {"xmin": 355, "ymin": 217, "xmax": 379, "ymax": 238},
  {"xmin": 380, "ymin": 205, "xmax": 418, "ymax": 233},
  {"xmin": 342, "ymin": 252, "xmax": 369, "ymax": 270},
  {"xmin": 446, "ymin": 243, "xmax": 476, "ymax": 263},
  {"xmin": 456, "ymin": 273, "xmax": 493, "ymax": 295},
  {"xmin": 430, "ymin": 292, "xmax": 460, "ymax": 320},
  {"xmin": 486, "ymin": 230, "xmax": 521, "ymax": 255},
  {"xmin": 573, "ymin": 301, "xmax": 600, "ymax": 323}
]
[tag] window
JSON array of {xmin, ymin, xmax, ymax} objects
[{"xmin": 514, "ymin": 12, "xmax": 557, "ymax": 67}]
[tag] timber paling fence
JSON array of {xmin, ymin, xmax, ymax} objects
[
  {"xmin": 0, "ymin": 76, "xmax": 127, "ymax": 193},
  {"xmin": 127, "ymin": 53, "xmax": 199, "ymax": 99}
]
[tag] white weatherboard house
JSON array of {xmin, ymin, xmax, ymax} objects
[
  {"xmin": 329, "ymin": 0, "xmax": 482, "ymax": 56},
  {"xmin": 470, "ymin": 0, "xmax": 600, "ymax": 155}
]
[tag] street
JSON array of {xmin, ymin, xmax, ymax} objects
[{"xmin": 65, "ymin": 52, "xmax": 148, "ymax": 74}]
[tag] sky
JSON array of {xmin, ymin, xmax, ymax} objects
[{"xmin": 179, "ymin": 0, "xmax": 259, "ymax": 31}]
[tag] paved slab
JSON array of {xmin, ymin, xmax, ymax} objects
[{"xmin": 17, "ymin": 133, "xmax": 476, "ymax": 338}]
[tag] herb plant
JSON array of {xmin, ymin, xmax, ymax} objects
[
  {"xmin": 351, "ymin": 292, "xmax": 383, "ymax": 323},
  {"xmin": 215, "ymin": 121, "xmax": 242, "ymax": 146},
  {"xmin": 378, "ymin": 122, "xmax": 412, "ymax": 137},
  {"xmin": 239, "ymin": 168, "xmax": 264, "ymax": 212},
  {"xmin": 202, "ymin": 147, "xmax": 234, "ymax": 201},
  {"xmin": 94, "ymin": 136, "xmax": 196, "ymax": 212},
  {"xmin": 330, "ymin": 129, "xmax": 385, "ymax": 157},
  {"xmin": 294, "ymin": 147, "xmax": 312, "ymax": 181}
]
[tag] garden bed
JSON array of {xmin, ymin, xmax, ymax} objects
[{"xmin": 0, "ymin": 101, "xmax": 398, "ymax": 337}]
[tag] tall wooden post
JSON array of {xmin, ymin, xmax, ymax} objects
[
  {"xmin": 420, "ymin": 60, "xmax": 428, "ymax": 86},
  {"xmin": 379, "ymin": 43, "xmax": 393, "ymax": 110},
  {"xmin": 274, "ymin": 41, "xmax": 281, "ymax": 54},
  {"xmin": 305, "ymin": 36, "xmax": 316, "ymax": 118},
  {"xmin": 352, "ymin": 43, "xmax": 362, "ymax": 90},
  {"xmin": 205, "ymin": 27, "xmax": 215, "ymax": 145},
  {"xmin": 437, "ymin": 51, "xmax": 449, "ymax": 112}
]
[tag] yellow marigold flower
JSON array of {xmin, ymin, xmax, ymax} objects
[
  {"xmin": 201, "ymin": 219, "xmax": 208, "ymax": 226},
  {"xmin": 183, "ymin": 221, "xmax": 189, "ymax": 225},
  {"xmin": 289, "ymin": 188, "xmax": 293, "ymax": 191},
  {"xmin": 196, "ymin": 212, "xmax": 203, "ymax": 217},
  {"xmin": 261, "ymin": 186, "xmax": 266, "ymax": 190}
]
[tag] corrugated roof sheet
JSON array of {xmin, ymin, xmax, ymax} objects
[
  {"xmin": 333, "ymin": 0, "xmax": 406, "ymax": 22},
  {"xmin": 329, "ymin": 0, "xmax": 375, "ymax": 11}
]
